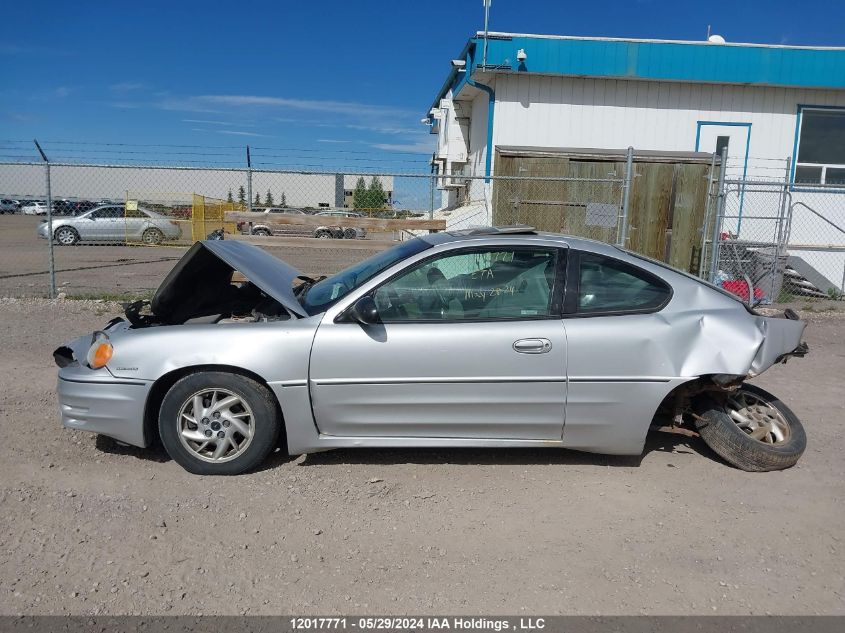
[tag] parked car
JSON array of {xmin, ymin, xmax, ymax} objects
[
  {"xmin": 72, "ymin": 200, "xmax": 97, "ymax": 214},
  {"xmin": 36, "ymin": 205, "xmax": 182, "ymax": 245},
  {"xmin": 241, "ymin": 208, "xmax": 365, "ymax": 240},
  {"xmin": 52, "ymin": 226, "xmax": 808, "ymax": 475},
  {"xmin": 238, "ymin": 207, "xmax": 309, "ymax": 237},
  {"xmin": 21, "ymin": 201, "xmax": 48, "ymax": 215},
  {"xmin": 0, "ymin": 198, "xmax": 19, "ymax": 214},
  {"xmin": 50, "ymin": 199, "xmax": 97, "ymax": 216},
  {"xmin": 314, "ymin": 210, "xmax": 367, "ymax": 239}
]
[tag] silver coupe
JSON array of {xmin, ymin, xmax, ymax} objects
[{"xmin": 54, "ymin": 227, "xmax": 808, "ymax": 475}]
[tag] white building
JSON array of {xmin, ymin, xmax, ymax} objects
[{"xmin": 426, "ymin": 32, "xmax": 845, "ymax": 290}]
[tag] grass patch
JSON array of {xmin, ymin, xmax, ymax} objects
[{"xmin": 62, "ymin": 290, "xmax": 154, "ymax": 303}]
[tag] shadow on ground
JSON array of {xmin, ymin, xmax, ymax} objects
[
  {"xmin": 94, "ymin": 429, "xmax": 722, "ymax": 471},
  {"xmin": 298, "ymin": 430, "xmax": 719, "ymax": 468}
]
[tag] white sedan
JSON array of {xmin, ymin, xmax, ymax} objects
[{"xmin": 21, "ymin": 201, "xmax": 48, "ymax": 215}]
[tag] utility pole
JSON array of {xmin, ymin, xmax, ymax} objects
[{"xmin": 482, "ymin": 0, "xmax": 492, "ymax": 69}]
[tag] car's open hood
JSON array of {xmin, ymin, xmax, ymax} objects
[{"xmin": 150, "ymin": 240, "xmax": 308, "ymax": 322}]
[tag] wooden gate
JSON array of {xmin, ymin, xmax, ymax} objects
[{"xmin": 493, "ymin": 149, "xmax": 717, "ymax": 274}]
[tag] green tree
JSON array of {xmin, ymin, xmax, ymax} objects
[
  {"xmin": 265, "ymin": 190, "xmax": 274, "ymax": 206},
  {"xmin": 254, "ymin": 192, "xmax": 261, "ymax": 205},
  {"xmin": 352, "ymin": 176, "xmax": 368, "ymax": 210},
  {"xmin": 237, "ymin": 185, "xmax": 246, "ymax": 206},
  {"xmin": 226, "ymin": 189, "xmax": 234, "ymax": 204},
  {"xmin": 368, "ymin": 176, "xmax": 387, "ymax": 210},
  {"xmin": 279, "ymin": 191, "xmax": 287, "ymax": 207}
]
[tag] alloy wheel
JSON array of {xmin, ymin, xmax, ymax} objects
[
  {"xmin": 55, "ymin": 228, "xmax": 77, "ymax": 245},
  {"xmin": 724, "ymin": 389, "xmax": 791, "ymax": 445},
  {"xmin": 177, "ymin": 388, "xmax": 255, "ymax": 463}
]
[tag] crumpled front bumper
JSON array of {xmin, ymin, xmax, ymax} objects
[{"xmin": 56, "ymin": 335, "xmax": 152, "ymax": 448}]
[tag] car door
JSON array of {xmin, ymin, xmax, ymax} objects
[
  {"xmin": 124, "ymin": 208, "xmax": 149, "ymax": 240},
  {"xmin": 559, "ymin": 249, "xmax": 678, "ymax": 453},
  {"xmin": 85, "ymin": 206, "xmax": 122, "ymax": 240},
  {"xmin": 308, "ymin": 244, "xmax": 568, "ymax": 440},
  {"xmin": 74, "ymin": 208, "xmax": 105, "ymax": 239}
]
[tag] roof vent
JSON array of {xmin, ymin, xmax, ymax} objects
[{"xmin": 708, "ymin": 34, "xmax": 726, "ymax": 44}]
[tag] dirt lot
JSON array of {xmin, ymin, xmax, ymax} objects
[
  {"xmin": 0, "ymin": 214, "xmax": 389, "ymax": 297},
  {"xmin": 0, "ymin": 298, "xmax": 843, "ymax": 616}
]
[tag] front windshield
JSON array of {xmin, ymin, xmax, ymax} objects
[{"xmin": 299, "ymin": 238, "xmax": 432, "ymax": 315}]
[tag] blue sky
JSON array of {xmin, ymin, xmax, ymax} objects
[{"xmin": 2, "ymin": 0, "xmax": 843, "ymax": 172}]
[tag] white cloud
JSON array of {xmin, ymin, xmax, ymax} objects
[
  {"xmin": 371, "ymin": 140, "xmax": 435, "ymax": 154},
  {"xmin": 110, "ymin": 82, "xmax": 146, "ymax": 93},
  {"xmin": 182, "ymin": 118, "xmax": 255, "ymax": 128},
  {"xmin": 215, "ymin": 130, "xmax": 268, "ymax": 137},
  {"xmin": 193, "ymin": 94, "xmax": 414, "ymax": 119}
]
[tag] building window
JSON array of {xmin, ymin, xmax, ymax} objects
[
  {"xmin": 318, "ymin": 203, "xmax": 330, "ymax": 208},
  {"xmin": 794, "ymin": 107, "xmax": 845, "ymax": 187}
]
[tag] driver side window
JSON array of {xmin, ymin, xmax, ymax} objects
[{"xmin": 373, "ymin": 247, "xmax": 559, "ymax": 321}]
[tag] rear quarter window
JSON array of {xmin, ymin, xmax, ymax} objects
[{"xmin": 575, "ymin": 252, "xmax": 671, "ymax": 315}]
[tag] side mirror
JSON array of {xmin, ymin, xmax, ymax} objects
[{"xmin": 346, "ymin": 296, "xmax": 380, "ymax": 325}]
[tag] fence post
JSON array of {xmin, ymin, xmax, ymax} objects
[
  {"xmin": 246, "ymin": 145, "xmax": 253, "ymax": 213},
  {"xmin": 698, "ymin": 151, "xmax": 719, "ymax": 277},
  {"xmin": 708, "ymin": 146, "xmax": 729, "ymax": 284},
  {"xmin": 617, "ymin": 146, "xmax": 634, "ymax": 247},
  {"xmin": 34, "ymin": 140, "xmax": 56, "ymax": 298}
]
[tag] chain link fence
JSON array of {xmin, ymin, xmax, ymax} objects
[
  {"xmin": 0, "ymin": 158, "xmax": 634, "ymax": 299},
  {"xmin": 706, "ymin": 174, "xmax": 845, "ymax": 304},
  {"xmin": 2, "ymin": 152, "xmax": 842, "ymax": 304}
]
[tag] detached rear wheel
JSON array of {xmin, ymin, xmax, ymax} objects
[
  {"xmin": 694, "ymin": 384, "xmax": 806, "ymax": 472},
  {"xmin": 158, "ymin": 372, "xmax": 281, "ymax": 475}
]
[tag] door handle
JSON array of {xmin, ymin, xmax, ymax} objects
[{"xmin": 513, "ymin": 338, "xmax": 552, "ymax": 354}]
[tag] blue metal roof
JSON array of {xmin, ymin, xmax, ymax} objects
[{"xmin": 430, "ymin": 33, "xmax": 845, "ymax": 112}]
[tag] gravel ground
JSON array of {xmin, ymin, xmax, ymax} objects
[{"xmin": 0, "ymin": 298, "xmax": 843, "ymax": 616}]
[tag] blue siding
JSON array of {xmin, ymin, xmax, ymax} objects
[{"xmin": 476, "ymin": 36, "xmax": 845, "ymax": 89}]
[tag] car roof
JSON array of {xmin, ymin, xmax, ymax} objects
[{"xmin": 420, "ymin": 225, "xmax": 620, "ymax": 254}]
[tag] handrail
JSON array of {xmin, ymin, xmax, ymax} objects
[{"xmin": 791, "ymin": 201, "xmax": 845, "ymax": 237}]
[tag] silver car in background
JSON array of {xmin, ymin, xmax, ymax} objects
[
  {"xmin": 37, "ymin": 204, "xmax": 182, "ymax": 245},
  {"xmin": 53, "ymin": 227, "xmax": 808, "ymax": 475}
]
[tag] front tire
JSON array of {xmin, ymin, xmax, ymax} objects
[
  {"xmin": 694, "ymin": 384, "xmax": 806, "ymax": 472},
  {"xmin": 54, "ymin": 226, "xmax": 79, "ymax": 245},
  {"xmin": 158, "ymin": 372, "xmax": 281, "ymax": 475}
]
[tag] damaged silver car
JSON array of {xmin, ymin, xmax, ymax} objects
[{"xmin": 53, "ymin": 227, "xmax": 808, "ymax": 475}]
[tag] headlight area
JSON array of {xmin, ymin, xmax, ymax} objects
[{"xmin": 85, "ymin": 331, "xmax": 113, "ymax": 369}]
